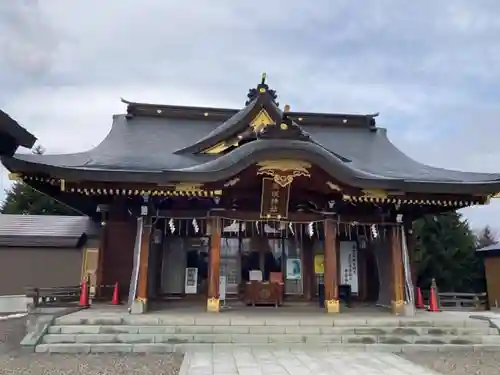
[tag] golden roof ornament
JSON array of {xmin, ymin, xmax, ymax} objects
[
  {"xmin": 245, "ymin": 73, "xmax": 279, "ymax": 106},
  {"xmin": 259, "ymin": 72, "xmax": 267, "ymax": 93}
]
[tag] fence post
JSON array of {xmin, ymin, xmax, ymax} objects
[
  {"xmin": 473, "ymin": 295, "xmax": 480, "ymax": 310},
  {"xmin": 24, "ymin": 287, "xmax": 39, "ymax": 333}
]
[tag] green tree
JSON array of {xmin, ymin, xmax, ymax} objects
[
  {"xmin": 0, "ymin": 146, "xmax": 79, "ymax": 216},
  {"xmin": 413, "ymin": 211, "xmax": 484, "ymax": 293}
]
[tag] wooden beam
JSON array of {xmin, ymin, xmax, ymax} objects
[
  {"xmin": 207, "ymin": 217, "xmax": 222, "ymax": 312},
  {"xmin": 324, "ymin": 218, "xmax": 339, "ymax": 313},
  {"xmin": 208, "ymin": 210, "xmax": 326, "ymax": 222},
  {"xmin": 390, "ymin": 226, "xmax": 405, "ymax": 314}
]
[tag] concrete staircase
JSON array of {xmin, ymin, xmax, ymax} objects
[{"xmin": 34, "ymin": 313, "xmax": 500, "ymax": 353}]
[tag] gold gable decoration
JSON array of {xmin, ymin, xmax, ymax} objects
[
  {"xmin": 203, "ymin": 140, "xmax": 239, "ymax": 155},
  {"xmin": 201, "ymin": 109, "xmax": 274, "ymax": 155},
  {"xmin": 256, "ymin": 160, "xmax": 311, "ymax": 187},
  {"xmin": 326, "ymin": 181, "xmax": 342, "ymax": 192},
  {"xmin": 250, "ymin": 109, "xmax": 275, "ymax": 132}
]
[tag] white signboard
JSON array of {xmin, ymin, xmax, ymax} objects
[
  {"xmin": 286, "ymin": 258, "xmax": 302, "ymax": 280},
  {"xmin": 339, "ymin": 241, "xmax": 359, "ymax": 294},
  {"xmin": 219, "ymin": 276, "xmax": 227, "ymax": 301},
  {"xmin": 249, "ymin": 270, "xmax": 263, "ymax": 281},
  {"xmin": 184, "ymin": 267, "xmax": 198, "ymax": 294}
]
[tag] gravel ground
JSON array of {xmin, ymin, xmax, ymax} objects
[
  {"xmin": 400, "ymin": 351, "xmax": 500, "ymax": 375},
  {"xmin": 0, "ymin": 316, "xmax": 184, "ymax": 375}
]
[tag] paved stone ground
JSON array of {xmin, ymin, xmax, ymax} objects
[
  {"xmin": 401, "ymin": 351, "xmax": 500, "ymax": 375},
  {"xmin": 186, "ymin": 350, "xmax": 439, "ymax": 375},
  {"xmin": 0, "ymin": 317, "xmax": 183, "ymax": 375}
]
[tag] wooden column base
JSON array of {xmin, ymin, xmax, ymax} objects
[
  {"xmin": 207, "ymin": 297, "xmax": 220, "ymax": 313},
  {"xmin": 325, "ymin": 299, "xmax": 340, "ymax": 313},
  {"xmin": 391, "ymin": 300, "xmax": 404, "ymax": 315},
  {"xmin": 130, "ymin": 298, "xmax": 148, "ymax": 314}
]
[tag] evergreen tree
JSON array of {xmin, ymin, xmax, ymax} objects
[
  {"xmin": 0, "ymin": 146, "xmax": 79, "ymax": 216},
  {"xmin": 413, "ymin": 211, "xmax": 484, "ymax": 293}
]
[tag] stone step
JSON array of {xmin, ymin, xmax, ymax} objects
[
  {"xmin": 53, "ymin": 316, "xmax": 492, "ymax": 329},
  {"xmin": 41, "ymin": 332, "xmax": 500, "ymax": 345},
  {"xmin": 47, "ymin": 324, "xmax": 500, "ymax": 336},
  {"xmin": 35, "ymin": 342, "xmax": 500, "ymax": 354}
]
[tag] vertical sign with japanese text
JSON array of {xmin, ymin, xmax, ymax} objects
[{"xmin": 260, "ymin": 177, "xmax": 291, "ymax": 219}]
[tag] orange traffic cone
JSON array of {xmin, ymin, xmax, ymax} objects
[
  {"xmin": 111, "ymin": 282, "xmax": 120, "ymax": 305},
  {"xmin": 79, "ymin": 279, "xmax": 89, "ymax": 308},
  {"xmin": 416, "ymin": 287, "xmax": 425, "ymax": 309},
  {"xmin": 428, "ymin": 286, "xmax": 440, "ymax": 312}
]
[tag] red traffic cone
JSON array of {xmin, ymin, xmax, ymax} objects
[
  {"xmin": 79, "ymin": 279, "xmax": 89, "ymax": 308},
  {"xmin": 428, "ymin": 287, "xmax": 440, "ymax": 312},
  {"xmin": 415, "ymin": 287, "xmax": 425, "ymax": 309},
  {"xmin": 111, "ymin": 282, "xmax": 120, "ymax": 305}
]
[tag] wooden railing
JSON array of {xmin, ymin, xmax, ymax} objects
[
  {"xmin": 438, "ymin": 292, "xmax": 488, "ymax": 311},
  {"xmin": 421, "ymin": 290, "xmax": 488, "ymax": 311},
  {"xmin": 25, "ymin": 286, "xmax": 81, "ymax": 309},
  {"xmin": 24, "ymin": 282, "xmax": 119, "ymax": 310}
]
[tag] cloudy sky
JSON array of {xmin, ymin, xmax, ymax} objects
[{"xmin": 1, "ymin": 0, "xmax": 500, "ymax": 232}]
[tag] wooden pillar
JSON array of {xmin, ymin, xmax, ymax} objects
[
  {"xmin": 303, "ymin": 240, "xmax": 312, "ymax": 300},
  {"xmin": 95, "ymin": 204, "xmax": 109, "ymax": 298},
  {"xmin": 207, "ymin": 217, "xmax": 221, "ymax": 312},
  {"xmin": 95, "ymin": 223, "xmax": 106, "ymax": 298},
  {"xmin": 136, "ymin": 218, "xmax": 152, "ymax": 307},
  {"xmin": 390, "ymin": 226, "xmax": 405, "ymax": 314},
  {"xmin": 324, "ymin": 219, "xmax": 339, "ymax": 313},
  {"xmin": 358, "ymin": 249, "xmax": 367, "ymax": 301},
  {"xmin": 404, "ymin": 220, "xmax": 418, "ymax": 294}
]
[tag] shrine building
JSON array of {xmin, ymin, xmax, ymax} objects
[{"xmin": 3, "ymin": 75, "xmax": 500, "ymax": 315}]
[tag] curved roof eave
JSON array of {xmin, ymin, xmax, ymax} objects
[
  {"xmin": 4, "ymin": 139, "xmax": 500, "ymax": 195},
  {"xmin": 1, "ymin": 140, "xmax": 394, "ymax": 187},
  {"xmin": 0, "ymin": 110, "xmax": 37, "ymax": 154}
]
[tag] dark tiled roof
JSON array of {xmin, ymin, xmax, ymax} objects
[
  {"xmin": 0, "ymin": 110, "xmax": 37, "ymax": 155},
  {"xmin": 476, "ymin": 243, "xmax": 500, "ymax": 252},
  {"xmin": 0, "ymin": 214, "xmax": 99, "ymax": 248},
  {"xmin": 2, "ymin": 86, "xmax": 500, "ymax": 194}
]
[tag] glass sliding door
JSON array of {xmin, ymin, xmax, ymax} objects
[{"xmin": 160, "ymin": 237, "xmax": 209, "ymax": 296}]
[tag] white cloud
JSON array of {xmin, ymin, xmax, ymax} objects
[{"xmin": 1, "ymin": 0, "xmax": 500, "ymax": 231}]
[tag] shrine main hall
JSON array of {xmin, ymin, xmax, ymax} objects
[{"xmin": 3, "ymin": 75, "xmax": 500, "ymax": 315}]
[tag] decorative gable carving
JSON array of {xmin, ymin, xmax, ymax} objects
[
  {"xmin": 250, "ymin": 109, "xmax": 275, "ymax": 132},
  {"xmin": 245, "ymin": 72, "xmax": 279, "ymax": 106},
  {"xmin": 198, "ymin": 74, "xmax": 311, "ymax": 155}
]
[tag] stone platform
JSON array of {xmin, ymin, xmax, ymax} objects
[
  {"xmin": 29, "ymin": 304, "xmax": 500, "ymax": 353},
  {"xmin": 184, "ymin": 350, "xmax": 439, "ymax": 375}
]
